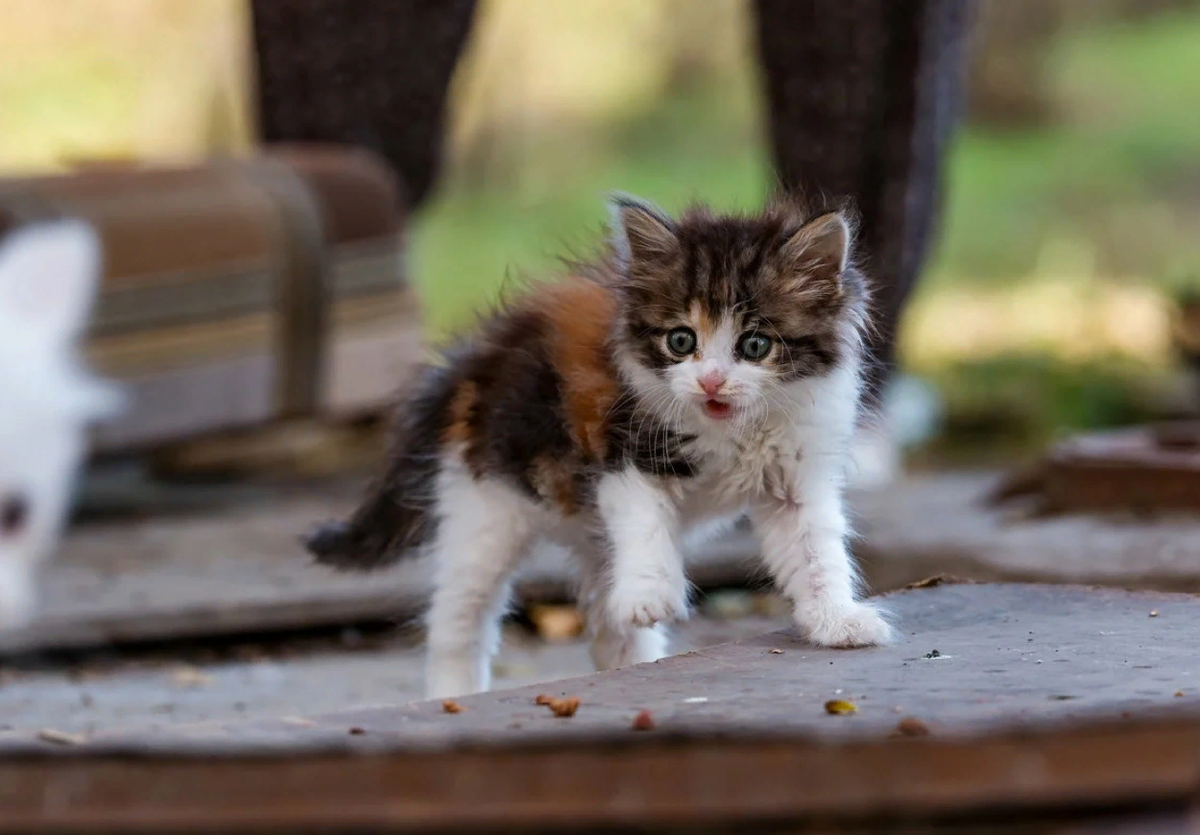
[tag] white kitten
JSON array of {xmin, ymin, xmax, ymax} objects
[{"xmin": 0, "ymin": 220, "xmax": 121, "ymax": 629}]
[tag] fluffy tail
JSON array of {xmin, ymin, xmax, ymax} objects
[{"xmin": 304, "ymin": 365, "xmax": 453, "ymax": 570}]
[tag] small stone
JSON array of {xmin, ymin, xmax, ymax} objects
[
  {"xmin": 768, "ymin": 648, "xmax": 784, "ymax": 655},
  {"xmin": 923, "ymin": 649, "xmax": 941, "ymax": 659},
  {"xmin": 1150, "ymin": 610, "xmax": 1160, "ymax": 618},
  {"xmin": 1175, "ymin": 691, "xmax": 1185, "ymax": 698},
  {"xmin": 631, "ymin": 709, "xmax": 655, "ymax": 731},
  {"xmin": 442, "ymin": 700, "xmax": 464, "ymax": 714},
  {"xmin": 348, "ymin": 726, "xmax": 366, "ymax": 735},
  {"xmin": 895, "ymin": 717, "xmax": 930, "ymax": 737}
]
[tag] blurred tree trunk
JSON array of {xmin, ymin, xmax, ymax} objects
[
  {"xmin": 966, "ymin": 0, "xmax": 1064, "ymax": 128},
  {"xmin": 660, "ymin": 0, "xmax": 745, "ymax": 95}
]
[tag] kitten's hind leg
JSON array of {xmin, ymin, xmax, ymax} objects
[{"xmin": 424, "ymin": 465, "xmax": 533, "ymax": 699}]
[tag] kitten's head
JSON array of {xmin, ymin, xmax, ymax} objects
[
  {"xmin": 0, "ymin": 219, "xmax": 121, "ymax": 629},
  {"xmin": 607, "ymin": 193, "xmax": 868, "ymax": 427}
]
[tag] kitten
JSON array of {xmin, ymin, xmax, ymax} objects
[
  {"xmin": 307, "ymin": 193, "xmax": 893, "ymax": 698},
  {"xmin": 0, "ymin": 220, "xmax": 121, "ymax": 629}
]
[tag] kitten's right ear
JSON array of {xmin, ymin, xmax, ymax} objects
[
  {"xmin": 608, "ymin": 193, "xmax": 679, "ymax": 269},
  {"xmin": 0, "ymin": 219, "xmax": 103, "ymax": 349}
]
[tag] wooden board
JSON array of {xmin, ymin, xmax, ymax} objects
[
  {"xmin": 3, "ymin": 584, "xmax": 1200, "ymax": 832},
  {"xmin": 9, "ymin": 471, "xmax": 1200, "ymax": 657},
  {"xmin": 991, "ymin": 423, "xmax": 1200, "ymax": 515}
]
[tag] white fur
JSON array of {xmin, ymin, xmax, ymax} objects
[
  {"xmin": 421, "ymin": 310, "xmax": 891, "ymax": 698},
  {"xmin": 0, "ymin": 220, "xmax": 120, "ymax": 630}
]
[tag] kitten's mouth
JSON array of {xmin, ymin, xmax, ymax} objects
[{"xmin": 703, "ymin": 398, "xmax": 735, "ymax": 420}]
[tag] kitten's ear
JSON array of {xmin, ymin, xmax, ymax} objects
[
  {"xmin": 0, "ymin": 220, "xmax": 103, "ymax": 349},
  {"xmin": 780, "ymin": 211, "xmax": 851, "ymax": 283},
  {"xmin": 608, "ymin": 193, "xmax": 679, "ymax": 268}
]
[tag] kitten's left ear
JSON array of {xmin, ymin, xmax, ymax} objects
[
  {"xmin": 780, "ymin": 212, "xmax": 851, "ymax": 283},
  {"xmin": 0, "ymin": 219, "xmax": 103, "ymax": 349}
]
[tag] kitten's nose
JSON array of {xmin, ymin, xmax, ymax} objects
[{"xmin": 698, "ymin": 370, "xmax": 726, "ymax": 397}]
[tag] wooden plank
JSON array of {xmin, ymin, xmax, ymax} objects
[
  {"xmin": 9, "ymin": 470, "xmax": 1200, "ymax": 657},
  {"xmin": 2, "ymin": 584, "xmax": 1200, "ymax": 832}
]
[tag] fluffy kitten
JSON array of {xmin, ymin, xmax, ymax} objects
[
  {"xmin": 0, "ymin": 220, "xmax": 121, "ymax": 629},
  {"xmin": 307, "ymin": 193, "xmax": 893, "ymax": 698}
]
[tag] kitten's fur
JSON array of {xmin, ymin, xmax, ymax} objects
[
  {"xmin": 0, "ymin": 220, "xmax": 120, "ymax": 629},
  {"xmin": 307, "ymin": 194, "xmax": 893, "ymax": 698}
]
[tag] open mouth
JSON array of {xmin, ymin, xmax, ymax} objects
[{"xmin": 703, "ymin": 398, "xmax": 734, "ymax": 420}]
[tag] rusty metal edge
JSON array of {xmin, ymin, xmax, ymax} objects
[{"xmin": 2, "ymin": 713, "xmax": 1200, "ymax": 833}]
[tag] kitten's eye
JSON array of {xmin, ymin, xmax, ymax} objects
[
  {"xmin": 666, "ymin": 327, "xmax": 697, "ymax": 356},
  {"xmin": 739, "ymin": 333, "xmax": 772, "ymax": 360},
  {"xmin": 0, "ymin": 494, "xmax": 29, "ymax": 537}
]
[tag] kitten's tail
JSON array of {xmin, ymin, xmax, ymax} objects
[{"xmin": 304, "ymin": 365, "xmax": 452, "ymax": 571}]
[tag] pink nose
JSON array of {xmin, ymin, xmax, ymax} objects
[{"xmin": 698, "ymin": 371, "xmax": 726, "ymax": 397}]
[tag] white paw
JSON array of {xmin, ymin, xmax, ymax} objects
[
  {"xmin": 607, "ymin": 580, "xmax": 688, "ymax": 629},
  {"xmin": 801, "ymin": 600, "xmax": 894, "ymax": 648}
]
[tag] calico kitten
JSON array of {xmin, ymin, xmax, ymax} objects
[{"xmin": 307, "ymin": 193, "xmax": 893, "ymax": 698}]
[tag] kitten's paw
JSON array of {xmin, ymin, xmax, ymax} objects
[
  {"xmin": 802, "ymin": 600, "xmax": 894, "ymax": 648},
  {"xmin": 607, "ymin": 581, "xmax": 688, "ymax": 629}
]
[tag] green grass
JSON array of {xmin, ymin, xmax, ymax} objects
[{"xmin": 412, "ymin": 7, "xmax": 1200, "ymax": 334}]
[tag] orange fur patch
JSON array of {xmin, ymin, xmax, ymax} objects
[
  {"xmin": 442, "ymin": 379, "xmax": 477, "ymax": 445},
  {"xmin": 538, "ymin": 280, "xmax": 620, "ymax": 463}
]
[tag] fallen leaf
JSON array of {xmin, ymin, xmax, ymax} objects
[
  {"xmin": 38, "ymin": 728, "xmax": 85, "ymax": 746},
  {"xmin": 1176, "ymin": 691, "xmax": 1185, "ymax": 698},
  {"xmin": 442, "ymin": 700, "xmax": 464, "ymax": 714},
  {"xmin": 768, "ymin": 648, "xmax": 784, "ymax": 655},
  {"xmin": 631, "ymin": 709, "xmax": 655, "ymax": 731},
  {"xmin": 280, "ymin": 716, "xmax": 315, "ymax": 727},
  {"xmin": 895, "ymin": 717, "xmax": 930, "ymax": 737},
  {"xmin": 170, "ymin": 666, "xmax": 213, "ymax": 689},
  {"xmin": 824, "ymin": 699, "xmax": 857, "ymax": 715},
  {"xmin": 528, "ymin": 604, "xmax": 585, "ymax": 643},
  {"xmin": 546, "ymin": 697, "xmax": 580, "ymax": 717}
]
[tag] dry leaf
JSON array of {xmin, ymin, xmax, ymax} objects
[
  {"xmin": 442, "ymin": 700, "xmax": 464, "ymax": 714},
  {"xmin": 824, "ymin": 699, "xmax": 857, "ymax": 715},
  {"xmin": 631, "ymin": 709, "xmax": 655, "ymax": 731},
  {"xmin": 170, "ymin": 666, "xmax": 213, "ymax": 689},
  {"xmin": 528, "ymin": 604, "xmax": 585, "ymax": 643},
  {"xmin": 1176, "ymin": 690, "xmax": 1185, "ymax": 698},
  {"xmin": 768, "ymin": 648, "xmax": 784, "ymax": 655},
  {"xmin": 280, "ymin": 716, "xmax": 315, "ymax": 727},
  {"xmin": 38, "ymin": 728, "xmax": 84, "ymax": 745},
  {"xmin": 546, "ymin": 696, "xmax": 580, "ymax": 717}
]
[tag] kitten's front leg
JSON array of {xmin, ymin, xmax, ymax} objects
[
  {"xmin": 751, "ymin": 468, "xmax": 893, "ymax": 648},
  {"xmin": 595, "ymin": 468, "xmax": 689, "ymax": 635}
]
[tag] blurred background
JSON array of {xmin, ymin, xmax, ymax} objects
[{"xmin": 3, "ymin": 0, "xmax": 1199, "ymax": 463}]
